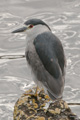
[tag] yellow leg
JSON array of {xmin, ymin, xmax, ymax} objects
[
  {"xmin": 35, "ymin": 86, "xmax": 38, "ymax": 96},
  {"xmin": 35, "ymin": 86, "xmax": 38, "ymax": 100}
]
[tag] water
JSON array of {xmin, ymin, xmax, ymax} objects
[{"xmin": 0, "ymin": 0, "xmax": 80, "ymax": 119}]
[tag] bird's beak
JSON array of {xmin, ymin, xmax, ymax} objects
[{"xmin": 12, "ymin": 26, "xmax": 28, "ymax": 33}]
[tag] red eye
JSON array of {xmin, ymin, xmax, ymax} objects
[{"xmin": 29, "ymin": 24, "xmax": 33, "ymax": 28}]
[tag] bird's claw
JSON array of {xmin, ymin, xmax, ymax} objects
[{"xmin": 24, "ymin": 86, "xmax": 39, "ymax": 100}]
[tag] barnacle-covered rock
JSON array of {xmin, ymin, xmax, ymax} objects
[{"xmin": 13, "ymin": 88, "xmax": 79, "ymax": 120}]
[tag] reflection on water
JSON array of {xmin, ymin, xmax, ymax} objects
[{"xmin": 0, "ymin": 0, "xmax": 80, "ymax": 119}]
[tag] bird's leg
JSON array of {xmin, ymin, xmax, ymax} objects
[
  {"xmin": 35, "ymin": 86, "xmax": 38, "ymax": 99},
  {"xmin": 24, "ymin": 86, "xmax": 39, "ymax": 100}
]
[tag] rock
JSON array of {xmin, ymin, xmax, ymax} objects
[{"xmin": 13, "ymin": 88, "xmax": 79, "ymax": 120}]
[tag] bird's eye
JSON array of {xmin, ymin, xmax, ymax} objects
[{"xmin": 29, "ymin": 24, "xmax": 33, "ymax": 28}]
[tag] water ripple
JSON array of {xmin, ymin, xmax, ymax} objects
[
  {"xmin": 0, "ymin": 13, "xmax": 22, "ymax": 34},
  {"xmin": 64, "ymin": 86, "xmax": 80, "ymax": 103}
]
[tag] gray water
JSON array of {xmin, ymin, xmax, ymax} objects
[{"xmin": 0, "ymin": 0, "xmax": 80, "ymax": 119}]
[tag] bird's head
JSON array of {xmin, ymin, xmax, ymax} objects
[{"xmin": 12, "ymin": 19, "xmax": 51, "ymax": 37}]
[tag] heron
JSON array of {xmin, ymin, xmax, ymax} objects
[{"xmin": 12, "ymin": 18, "xmax": 66, "ymax": 100}]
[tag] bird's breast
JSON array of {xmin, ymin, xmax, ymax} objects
[
  {"xmin": 25, "ymin": 38, "xmax": 43, "ymax": 70},
  {"xmin": 25, "ymin": 38, "xmax": 45, "ymax": 87}
]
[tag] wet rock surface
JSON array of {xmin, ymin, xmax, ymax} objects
[{"xmin": 13, "ymin": 88, "xmax": 79, "ymax": 120}]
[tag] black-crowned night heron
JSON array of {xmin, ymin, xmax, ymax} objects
[{"xmin": 12, "ymin": 19, "xmax": 66, "ymax": 100}]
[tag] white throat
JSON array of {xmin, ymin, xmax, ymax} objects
[{"xmin": 26, "ymin": 24, "xmax": 50, "ymax": 40}]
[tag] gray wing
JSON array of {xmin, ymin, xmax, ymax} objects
[{"xmin": 34, "ymin": 31, "xmax": 65, "ymax": 99}]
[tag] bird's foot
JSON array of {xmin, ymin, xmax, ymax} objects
[
  {"xmin": 24, "ymin": 86, "xmax": 39, "ymax": 100},
  {"xmin": 24, "ymin": 93, "xmax": 38, "ymax": 98}
]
